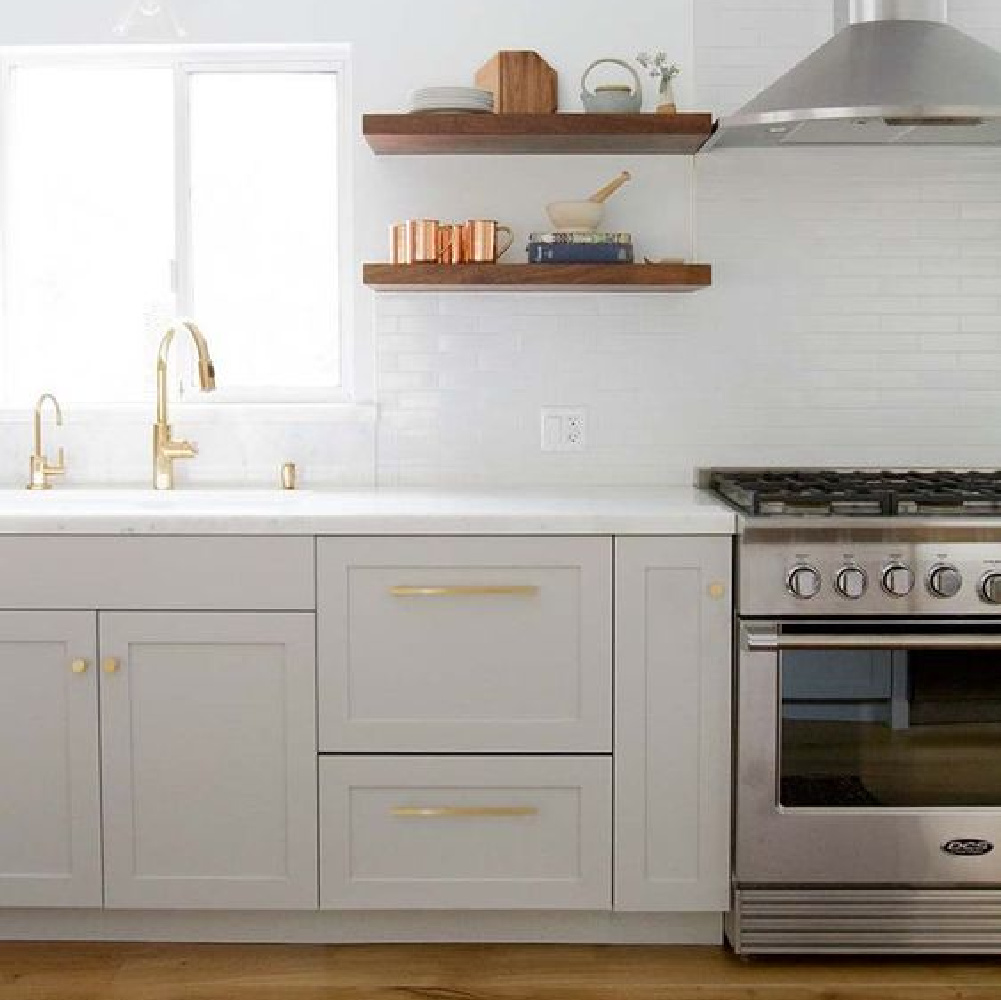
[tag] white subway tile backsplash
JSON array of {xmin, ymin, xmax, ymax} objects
[
  {"xmin": 378, "ymin": 372, "xmax": 438, "ymax": 393},
  {"xmin": 377, "ymin": 295, "xmax": 441, "ymax": 318},
  {"xmin": 370, "ymin": 0, "xmax": 1001, "ymax": 486},
  {"xmin": 0, "ymin": 406, "xmax": 378, "ymax": 490},
  {"xmin": 963, "ymin": 316, "xmax": 1001, "ymax": 332},
  {"xmin": 961, "ymin": 278, "xmax": 1001, "ymax": 294},
  {"xmin": 920, "ymin": 334, "xmax": 999, "ymax": 352},
  {"xmin": 398, "ymin": 314, "xmax": 476, "ymax": 336},
  {"xmin": 878, "ymin": 315, "xmax": 958, "ymax": 334}
]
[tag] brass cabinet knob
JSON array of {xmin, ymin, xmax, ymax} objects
[
  {"xmin": 71, "ymin": 658, "xmax": 89, "ymax": 675},
  {"xmin": 103, "ymin": 658, "xmax": 121, "ymax": 674}
]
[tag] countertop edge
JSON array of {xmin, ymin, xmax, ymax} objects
[
  {"xmin": 0, "ymin": 515, "xmax": 738, "ymax": 536},
  {"xmin": 0, "ymin": 489, "xmax": 739, "ymax": 536}
]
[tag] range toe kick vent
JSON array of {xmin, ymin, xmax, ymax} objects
[{"xmin": 729, "ymin": 888, "xmax": 1001, "ymax": 954}]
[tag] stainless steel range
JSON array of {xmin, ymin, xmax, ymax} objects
[{"xmin": 708, "ymin": 469, "xmax": 1001, "ymax": 955}]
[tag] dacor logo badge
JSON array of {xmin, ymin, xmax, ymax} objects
[{"xmin": 942, "ymin": 839, "xmax": 994, "ymax": 857}]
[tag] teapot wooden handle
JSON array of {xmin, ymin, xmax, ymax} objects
[
  {"xmin": 589, "ymin": 171, "xmax": 632, "ymax": 204},
  {"xmin": 580, "ymin": 58, "xmax": 642, "ymax": 100}
]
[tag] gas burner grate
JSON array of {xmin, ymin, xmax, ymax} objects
[{"xmin": 711, "ymin": 469, "xmax": 1001, "ymax": 517}]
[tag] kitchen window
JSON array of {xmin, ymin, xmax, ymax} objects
[{"xmin": 0, "ymin": 46, "xmax": 350, "ymax": 407}]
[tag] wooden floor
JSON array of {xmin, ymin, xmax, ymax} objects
[{"xmin": 3, "ymin": 943, "xmax": 1001, "ymax": 1000}]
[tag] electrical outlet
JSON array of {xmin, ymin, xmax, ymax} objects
[{"xmin": 540, "ymin": 407, "xmax": 587, "ymax": 453}]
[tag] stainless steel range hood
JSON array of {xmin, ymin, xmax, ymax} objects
[{"xmin": 706, "ymin": 0, "xmax": 1001, "ymax": 149}]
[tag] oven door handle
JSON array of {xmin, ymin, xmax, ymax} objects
[{"xmin": 742, "ymin": 624, "xmax": 1001, "ymax": 652}]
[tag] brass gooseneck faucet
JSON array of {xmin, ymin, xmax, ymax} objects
[
  {"xmin": 27, "ymin": 393, "xmax": 65, "ymax": 490},
  {"xmin": 154, "ymin": 321, "xmax": 216, "ymax": 490}
]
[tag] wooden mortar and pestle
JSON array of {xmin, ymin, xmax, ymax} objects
[{"xmin": 546, "ymin": 170, "xmax": 631, "ymax": 232}]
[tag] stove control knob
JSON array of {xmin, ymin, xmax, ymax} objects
[
  {"xmin": 928, "ymin": 564, "xmax": 962, "ymax": 599},
  {"xmin": 981, "ymin": 573, "xmax": 1001, "ymax": 605},
  {"xmin": 881, "ymin": 563, "xmax": 915, "ymax": 598},
  {"xmin": 835, "ymin": 566, "xmax": 867, "ymax": 600},
  {"xmin": 787, "ymin": 564, "xmax": 821, "ymax": 600}
]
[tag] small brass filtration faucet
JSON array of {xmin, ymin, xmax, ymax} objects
[
  {"xmin": 153, "ymin": 321, "xmax": 216, "ymax": 490},
  {"xmin": 27, "ymin": 393, "xmax": 65, "ymax": 490}
]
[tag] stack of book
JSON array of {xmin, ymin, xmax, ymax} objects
[{"xmin": 527, "ymin": 232, "xmax": 633, "ymax": 264}]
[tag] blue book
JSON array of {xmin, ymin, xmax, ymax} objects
[{"xmin": 527, "ymin": 242, "xmax": 634, "ymax": 264}]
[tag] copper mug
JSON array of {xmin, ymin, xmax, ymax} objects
[
  {"xmin": 438, "ymin": 223, "xmax": 466, "ymax": 264},
  {"xmin": 390, "ymin": 223, "xmax": 409, "ymax": 264},
  {"xmin": 405, "ymin": 219, "xmax": 455, "ymax": 263},
  {"xmin": 464, "ymin": 219, "xmax": 514, "ymax": 262}
]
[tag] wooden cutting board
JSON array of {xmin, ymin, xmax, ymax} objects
[{"xmin": 475, "ymin": 50, "xmax": 558, "ymax": 114}]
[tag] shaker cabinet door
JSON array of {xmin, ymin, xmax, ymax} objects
[
  {"xmin": 0, "ymin": 611, "xmax": 101, "ymax": 907},
  {"xmin": 99, "ymin": 612, "xmax": 317, "ymax": 910},
  {"xmin": 614, "ymin": 537, "xmax": 733, "ymax": 912}
]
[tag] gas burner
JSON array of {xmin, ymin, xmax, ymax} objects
[{"xmin": 711, "ymin": 469, "xmax": 1001, "ymax": 517}]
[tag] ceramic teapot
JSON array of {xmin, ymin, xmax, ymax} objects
[{"xmin": 580, "ymin": 58, "xmax": 642, "ymax": 113}]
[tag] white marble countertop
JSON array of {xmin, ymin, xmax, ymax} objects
[{"xmin": 0, "ymin": 486, "xmax": 737, "ymax": 536}]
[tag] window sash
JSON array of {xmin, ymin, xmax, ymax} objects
[{"xmin": 0, "ymin": 44, "xmax": 353, "ymax": 408}]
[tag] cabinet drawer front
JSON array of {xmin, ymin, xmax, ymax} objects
[
  {"xmin": 0, "ymin": 537, "xmax": 314, "ymax": 610},
  {"xmin": 320, "ymin": 755, "xmax": 611, "ymax": 910},
  {"xmin": 318, "ymin": 537, "xmax": 611, "ymax": 752}
]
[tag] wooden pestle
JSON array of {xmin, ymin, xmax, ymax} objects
[{"xmin": 588, "ymin": 171, "xmax": 632, "ymax": 204}]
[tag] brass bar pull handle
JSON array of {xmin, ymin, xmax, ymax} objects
[
  {"xmin": 391, "ymin": 806, "xmax": 539, "ymax": 819},
  {"xmin": 102, "ymin": 657, "xmax": 121, "ymax": 674},
  {"xmin": 390, "ymin": 586, "xmax": 540, "ymax": 597},
  {"xmin": 71, "ymin": 658, "xmax": 89, "ymax": 675}
]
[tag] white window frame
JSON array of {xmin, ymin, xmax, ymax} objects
[{"xmin": 0, "ymin": 43, "xmax": 356, "ymax": 411}]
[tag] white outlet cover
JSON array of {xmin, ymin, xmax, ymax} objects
[{"xmin": 540, "ymin": 406, "xmax": 587, "ymax": 453}]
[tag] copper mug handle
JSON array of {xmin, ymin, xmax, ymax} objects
[
  {"xmin": 436, "ymin": 225, "xmax": 457, "ymax": 263},
  {"xmin": 439, "ymin": 224, "xmax": 465, "ymax": 264},
  {"xmin": 495, "ymin": 225, "xmax": 514, "ymax": 260}
]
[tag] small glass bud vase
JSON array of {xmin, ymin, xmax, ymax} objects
[{"xmin": 657, "ymin": 77, "xmax": 677, "ymax": 114}]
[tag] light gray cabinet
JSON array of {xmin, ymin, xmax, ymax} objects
[
  {"xmin": 0, "ymin": 530, "xmax": 736, "ymax": 924},
  {"xmin": 0, "ymin": 537, "xmax": 318, "ymax": 912},
  {"xmin": 0, "ymin": 612, "xmax": 101, "ymax": 908},
  {"xmin": 614, "ymin": 537, "xmax": 733, "ymax": 912},
  {"xmin": 99, "ymin": 612, "xmax": 318, "ymax": 910},
  {"xmin": 316, "ymin": 536, "xmax": 615, "ymax": 910}
]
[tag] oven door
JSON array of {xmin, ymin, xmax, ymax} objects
[{"xmin": 738, "ymin": 620, "xmax": 1001, "ymax": 885}]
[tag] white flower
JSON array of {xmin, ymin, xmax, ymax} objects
[{"xmin": 636, "ymin": 50, "xmax": 680, "ymax": 81}]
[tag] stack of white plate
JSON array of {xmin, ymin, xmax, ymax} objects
[{"xmin": 408, "ymin": 86, "xmax": 494, "ymax": 114}]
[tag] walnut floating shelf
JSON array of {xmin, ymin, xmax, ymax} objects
[
  {"xmin": 362, "ymin": 263, "xmax": 712, "ymax": 293},
  {"xmin": 363, "ymin": 112, "xmax": 715, "ymax": 155}
]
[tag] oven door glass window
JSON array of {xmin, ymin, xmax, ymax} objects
[{"xmin": 779, "ymin": 635, "xmax": 1001, "ymax": 808}]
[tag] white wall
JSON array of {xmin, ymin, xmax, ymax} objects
[{"xmin": 1, "ymin": 0, "xmax": 1000, "ymax": 487}]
